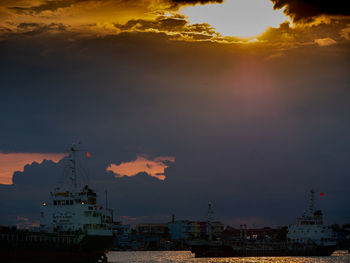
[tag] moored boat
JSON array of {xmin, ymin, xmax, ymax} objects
[{"xmin": 189, "ymin": 190, "xmax": 337, "ymax": 257}]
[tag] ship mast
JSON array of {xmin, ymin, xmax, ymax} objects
[
  {"xmin": 207, "ymin": 201, "xmax": 214, "ymax": 241},
  {"xmin": 309, "ymin": 189, "xmax": 315, "ymax": 215},
  {"xmin": 69, "ymin": 143, "xmax": 78, "ymax": 191}
]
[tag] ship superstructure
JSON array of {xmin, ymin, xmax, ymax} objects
[
  {"xmin": 287, "ymin": 189, "xmax": 336, "ymax": 247},
  {"xmin": 40, "ymin": 144, "xmax": 113, "ymax": 236},
  {"xmin": 40, "ymin": 186, "xmax": 113, "ymax": 235}
]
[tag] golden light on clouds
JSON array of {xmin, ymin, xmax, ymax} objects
[
  {"xmin": 314, "ymin": 37, "xmax": 337, "ymax": 47},
  {"xmin": 0, "ymin": 153, "xmax": 66, "ymax": 185},
  {"xmin": 180, "ymin": 0, "xmax": 290, "ymax": 38},
  {"xmin": 107, "ymin": 155, "xmax": 175, "ymax": 181}
]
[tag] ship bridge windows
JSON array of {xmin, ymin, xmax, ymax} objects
[
  {"xmin": 88, "ymin": 197, "xmax": 96, "ymax": 205},
  {"xmin": 84, "ymin": 223, "xmax": 109, "ymax": 230},
  {"xmin": 84, "ymin": 211, "xmax": 101, "ymax": 217}
]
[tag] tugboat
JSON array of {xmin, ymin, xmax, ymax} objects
[
  {"xmin": 0, "ymin": 143, "xmax": 115, "ymax": 263},
  {"xmin": 189, "ymin": 190, "xmax": 337, "ymax": 257}
]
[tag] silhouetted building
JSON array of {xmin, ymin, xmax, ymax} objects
[{"xmin": 136, "ymin": 223, "xmax": 168, "ymax": 236}]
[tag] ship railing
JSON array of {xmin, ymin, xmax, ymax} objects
[{"xmin": 84, "ymin": 223, "xmax": 112, "ymax": 231}]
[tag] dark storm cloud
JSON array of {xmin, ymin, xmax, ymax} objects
[
  {"xmin": 0, "ymin": 157, "xmax": 172, "ymax": 225},
  {"xmin": 169, "ymin": 0, "xmax": 223, "ymax": 8},
  {"xmin": 271, "ymin": 0, "xmax": 350, "ymax": 22},
  {"xmin": 170, "ymin": 0, "xmax": 223, "ymax": 3},
  {"xmin": 0, "ymin": 32, "xmax": 350, "ymax": 226}
]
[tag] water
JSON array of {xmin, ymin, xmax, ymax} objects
[{"xmin": 107, "ymin": 251, "xmax": 350, "ymax": 263}]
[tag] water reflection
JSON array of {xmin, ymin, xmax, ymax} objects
[{"xmin": 107, "ymin": 251, "xmax": 350, "ymax": 263}]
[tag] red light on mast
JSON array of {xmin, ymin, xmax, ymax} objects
[{"xmin": 320, "ymin": 192, "xmax": 324, "ymax": 196}]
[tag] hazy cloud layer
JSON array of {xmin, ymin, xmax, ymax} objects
[
  {"xmin": 0, "ymin": 32, "xmax": 349, "ymax": 227},
  {"xmin": 8, "ymin": 0, "xmax": 77, "ymax": 14}
]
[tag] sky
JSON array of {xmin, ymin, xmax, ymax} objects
[{"xmin": 0, "ymin": 0, "xmax": 350, "ymax": 228}]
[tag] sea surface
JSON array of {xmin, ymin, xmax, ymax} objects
[{"xmin": 107, "ymin": 251, "xmax": 350, "ymax": 263}]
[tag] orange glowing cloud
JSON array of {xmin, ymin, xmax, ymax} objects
[
  {"xmin": 0, "ymin": 0, "xmax": 349, "ymax": 46},
  {"xmin": 314, "ymin": 37, "xmax": 336, "ymax": 47},
  {"xmin": 0, "ymin": 152, "xmax": 66, "ymax": 185},
  {"xmin": 107, "ymin": 155, "xmax": 175, "ymax": 181}
]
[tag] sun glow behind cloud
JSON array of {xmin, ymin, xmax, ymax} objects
[
  {"xmin": 107, "ymin": 155, "xmax": 175, "ymax": 181},
  {"xmin": 180, "ymin": 0, "xmax": 290, "ymax": 38}
]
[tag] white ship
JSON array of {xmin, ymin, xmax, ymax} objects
[
  {"xmin": 1, "ymin": 143, "xmax": 115, "ymax": 263},
  {"xmin": 40, "ymin": 143, "xmax": 113, "ymax": 236},
  {"xmin": 287, "ymin": 189, "xmax": 336, "ymax": 248}
]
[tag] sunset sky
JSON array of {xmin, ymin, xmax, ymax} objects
[{"xmin": 0, "ymin": 0, "xmax": 349, "ymax": 227}]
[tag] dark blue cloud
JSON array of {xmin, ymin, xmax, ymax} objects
[{"xmin": 0, "ymin": 33, "xmax": 350, "ymax": 227}]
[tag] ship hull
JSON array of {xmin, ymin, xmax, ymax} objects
[
  {"xmin": 1, "ymin": 232, "xmax": 115, "ymax": 263},
  {"xmin": 0, "ymin": 249, "xmax": 107, "ymax": 263},
  {"xmin": 189, "ymin": 242, "xmax": 336, "ymax": 258}
]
